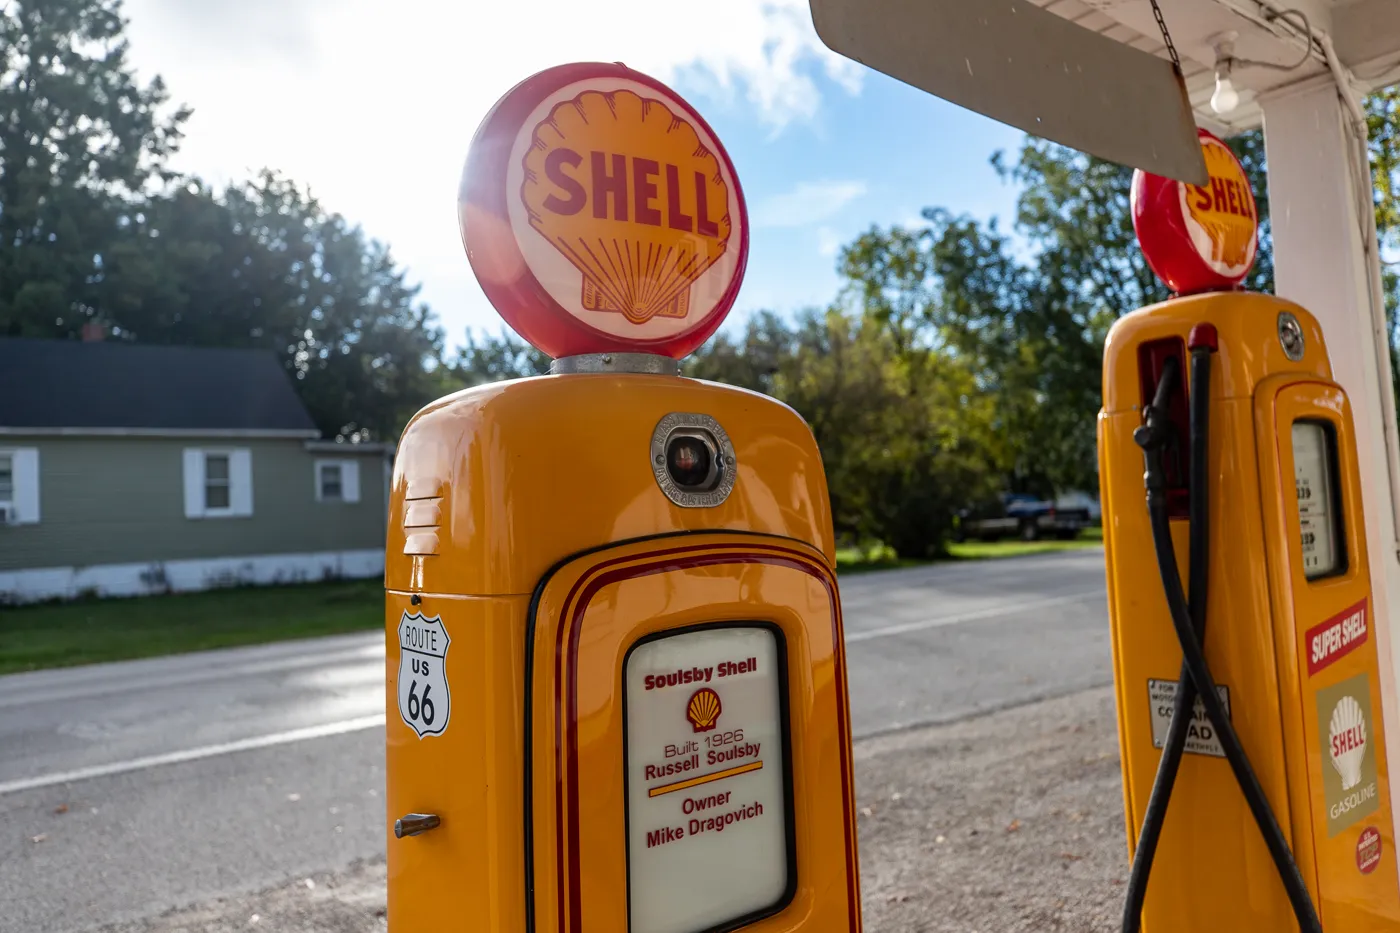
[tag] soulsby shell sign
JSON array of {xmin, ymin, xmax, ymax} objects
[{"xmin": 460, "ymin": 63, "xmax": 749, "ymax": 360}]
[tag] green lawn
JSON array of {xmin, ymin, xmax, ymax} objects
[
  {"xmin": 835, "ymin": 525, "xmax": 1103, "ymax": 574},
  {"xmin": 0, "ymin": 527, "xmax": 1104, "ymax": 674},
  {"xmin": 0, "ymin": 579, "xmax": 383, "ymax": 675},
  {"xmin": 947, "ymin": 525, "xmax": 1104, "ymax": 559}
]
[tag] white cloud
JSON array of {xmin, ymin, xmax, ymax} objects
[
  {"xmin": 117, "ymin": 0, "xmax": 865, "ymax": 345},
  {"xmin": 754, "ymin": 180, "xmax": 868, "ymax": 228},
  {"xmin": 816, "ymin": 226, "xmax": 843, "ymax": 258}
]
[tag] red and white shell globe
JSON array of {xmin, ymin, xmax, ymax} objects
[
  {"xmin": 1131, "ymin": 128, "xmax": 1259, "ymax": 296},
  {"xmin": 459, "ymin": 62, "xmax": 749, "ymax": 361}
]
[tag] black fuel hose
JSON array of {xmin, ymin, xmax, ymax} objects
[
  {"xmin": 1121, "ymin": 352, "xmax": 1208, "ymax": 932},
  {"xmin": 1123, "ymin": 346, "xmax": 1323, "ymax": 933}
]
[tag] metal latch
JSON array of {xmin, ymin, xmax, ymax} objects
[{"xmin": 394, "ymin": 813, "xmax": 441, "ymax": 838}]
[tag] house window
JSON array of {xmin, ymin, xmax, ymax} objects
[
  {"xmin": 205, "ymin": 454, "xmax": 232, "ymax": 510},
  {"xmin": 320, "ymin": 462, "xmax": 344, "ymax": 501},
  {"xmin": 0, "ymin": 448, "xmax": 38, "ymax": 524},
  {"xmin": 315, "ymin": 458, "xmax": 361, "ymax": 503},
  {"xmin": 183, "ymin": 448, "xmax": 252, "ymax": 519}
]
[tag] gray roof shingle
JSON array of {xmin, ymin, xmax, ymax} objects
[{"xmin": 0, "ymin": 339, "xmax": 318, "ymax": 434}]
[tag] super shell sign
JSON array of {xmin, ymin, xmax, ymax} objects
[
  {"xmin": 460, "ymin": 63, "xmax": 749, "ymax": 360},
  {"xmin": 1132, "ymin": 128, "xmax": 1259, "ymax": 296}
]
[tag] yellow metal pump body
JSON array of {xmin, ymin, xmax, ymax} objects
[
  {"xmin": 1099, "ymin": 291, "xmax": 1400, "ymax": 928},
  {"xmin": 383, "ymin": 373, "xmax": 863, "ymax": 933}
]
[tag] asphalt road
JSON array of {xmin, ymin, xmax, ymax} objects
[{"xmin": 0, "ymin": 548, "xmax": 1110, "ymax": 933}]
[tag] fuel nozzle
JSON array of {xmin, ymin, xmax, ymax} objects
[
  {"xmin": 1134, "ymin": 355, "xmax": 1181, "ymax": 491},
  {"xmin": 1133, "ymin": 410, "xmax": 1175, "ymax": 453}
]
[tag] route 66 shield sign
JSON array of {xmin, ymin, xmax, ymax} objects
[{"xmin": 397, "ymin": 611, "xmax": 450, "ymax": 738}]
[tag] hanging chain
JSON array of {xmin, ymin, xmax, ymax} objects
[{"xmin": 1147, "ymin": 0, "xmax": 1183, "ymax": 76}]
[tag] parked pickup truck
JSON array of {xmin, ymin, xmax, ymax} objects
[{"xmin": 953, "ymin": 494, "xmax": 1092, "ymax": 542}]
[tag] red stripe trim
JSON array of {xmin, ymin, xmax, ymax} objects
[{"xmin": 545, "ymin": 542, "xmax": 858, "ymax": 933}]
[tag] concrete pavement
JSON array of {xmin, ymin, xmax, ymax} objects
[{"xmin": 841, "ymin": 550, "xmax": 1109, "ymax": 735}]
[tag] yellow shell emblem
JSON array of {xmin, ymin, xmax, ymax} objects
[
  {"xmin": 686, "ymin": 687, "xmax": 722, "ymax": 733},
  {"xmin": 1182, "ymin": 137, "xmax": 1256, "ymax": 273},
  {"xmin": 521, "ymin": 88, "xmax": 732, "ymax": 325}
]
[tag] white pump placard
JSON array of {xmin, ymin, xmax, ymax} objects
[
  {"xmin": 624, "ymin": 626, "xmax": 790, "ymax": 933},
  {"xmin": 1294, "ymin": 421, "xmax": 1340, "ymax": 579}
]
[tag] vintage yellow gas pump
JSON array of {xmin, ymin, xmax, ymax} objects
[
  {"xmin": 383, "ymin": 63, "xmax": 862, "ymax": 933},
  {"xmin": 1102, "ymin": 128, "xmax": 1400, "ymax": 931}
]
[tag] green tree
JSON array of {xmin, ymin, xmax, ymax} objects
[
  {"xmin": 101, "ymin": 173, "xmax": 449, "ymax": 441},
  {"xmin": 1366, "ymin": 87, "xmax": 1400, "ymax": 399},
  {"xmin": 771, "ymin": 309, "xmax": 996, "ymax": 557},
  {"xmin": 999, "ymin": 113, "xmax": 1400, "ymax": 415},
  {"xmin": 683, "ymin": 311, "xmax": 795, "ymax": 394},
  {"xmin": 444, "ymin": 306, "xmax": 997, "ymax": 559},
  {"xmin": 2, "ymin": 3, "xmax": 447, "ymax": 441},
  {"xmin": 924, "ymin": 209, "xmax": 1109, "ymax": 496},
  {"xmin": 0, "ymin": 0, "xmax": 188, "ymax": 336},
  {"xmin": 835, "ymin": 210, "xmax": 1104, "ymax": 500},
  {"xmin": 992, "ymin": 130, "xmax": 1273, "ymax": 316},
  {"xmin": 450, "ymin": 328, "xmax": 551, "ymax": 385}
]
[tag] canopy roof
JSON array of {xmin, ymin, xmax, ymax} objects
[
  {"xmin": 811, "ymin": 0, "xmax": 1400, "ymax": 180},
  {"xmin": 1033, "ymin": 0, "xmax": 1400, "ymax": 134}
]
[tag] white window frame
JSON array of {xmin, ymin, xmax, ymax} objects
[
  {"xmin": 203, "ymin": 452, "xmax": 234, "ymax": 516},
  {"xmin": 317, "ymin": 460, "xmax": 344, "ymax": 501},
  {"xmin": 0, "ymin": 448, "xmax": 39, "ymax": 525},
  {"xmin": 315, "ymin": 458, "xmax": 360, "ymax": 503},
  {"xmin": 0, "ymin": 452, "xmax": 13, "ymax": 505},
  {"xmin": 184, "ymin": 448, "xmax": 253, "ymax": 519}
]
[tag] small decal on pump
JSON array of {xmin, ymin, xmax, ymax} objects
[
  {"xmin": 1358, "ymin": 827, "xmax": 1383, "ymax": 875},
  {"xmin": 1147, "ymin": 679, "xmax": 1230, "ymax": 758},
  {"xmin": 1305, "ymin": 599, "xmax": 1369, "ymax": 677},
  {"xmin": 397, "ymin": 611, "xmax": 451, "ymax": 739}
]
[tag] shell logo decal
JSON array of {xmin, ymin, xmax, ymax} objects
[
  {"xmin": 1179, "ymin": 135, "xmax": 1258, "ymax": 277},
  {"xmin": 521, "ymin": 89, "xmax": 732, "ymax": 326},
  {"xmin": 1330, "ymin": 694, "xmax": 1369, "ymax": 791},
  {"xmin": 686, "ymin": 687, "xmax": 722, "ymax": 733},
  {"xmin": 459, "ymin": 62, "xmax": 749, "ymax": 361}
]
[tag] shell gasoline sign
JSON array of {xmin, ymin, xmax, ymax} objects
[
  {"xmin": 1318, "ymin": 673, "xmax": 1380, "ymax": 837},
  {"xmin": 460, "ymin": 63, "xmax": 748, "ymax": 361}
]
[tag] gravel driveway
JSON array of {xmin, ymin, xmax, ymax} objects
[{"xmin": 99, "ymin": 687, "xmax": 1127, "ymax": 933}]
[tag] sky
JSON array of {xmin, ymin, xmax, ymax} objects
[{"xmin": 119, "ymin": 0, "xmax": 1028, "ymax": 351}]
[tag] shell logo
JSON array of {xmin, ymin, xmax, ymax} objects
[
  {"xmin": 1131, "ymin": 128, "xmax": 1259, "ymax": 296},
  {"xmin": 460, "ymin": 63, "xmax": 749, "ymax": 361},
  {"xmin": 1179, "ymin": 136, "xmax": 1258, "ymax": 277},
  {"xmin": 1330, "ymin": 695, "xmax": 1369, "ymax": 791},
  {"xmin": 521, "ymin": 89, "xmax": 732, "ymax": 326},
  {"xmin": 686, "ymin": 687, "xmax": 722, "ymax": 733}
]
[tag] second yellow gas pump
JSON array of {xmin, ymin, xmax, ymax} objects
[
  {"xmin": 1102, "ymin": 128, "xmax": 1400, "ymax": 930},
  {"xmin": 383, "ymin": 62, "xmax": 862, "ymax": 933}
]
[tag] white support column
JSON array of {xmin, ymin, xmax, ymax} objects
[{"xmin": 1262, "ymin": 74, "xmax": 1400, "ymax": 829}]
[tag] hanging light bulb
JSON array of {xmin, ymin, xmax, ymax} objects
[
  {"xmin": 1212, "ymin": 59, "xmax": 1240, "ymax": 115},
  {"xmin": 1210, "ymin": 35, "xmax": 1240, "ymax": 116}
]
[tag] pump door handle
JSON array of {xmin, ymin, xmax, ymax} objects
[{"xmin": 394, "ymin": 813, "xmax": 441, "ymax": 838}]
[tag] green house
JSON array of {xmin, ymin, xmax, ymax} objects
[{"xmin": 0, "ymin": 338, "xmax": 391, "ymax": 603}]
